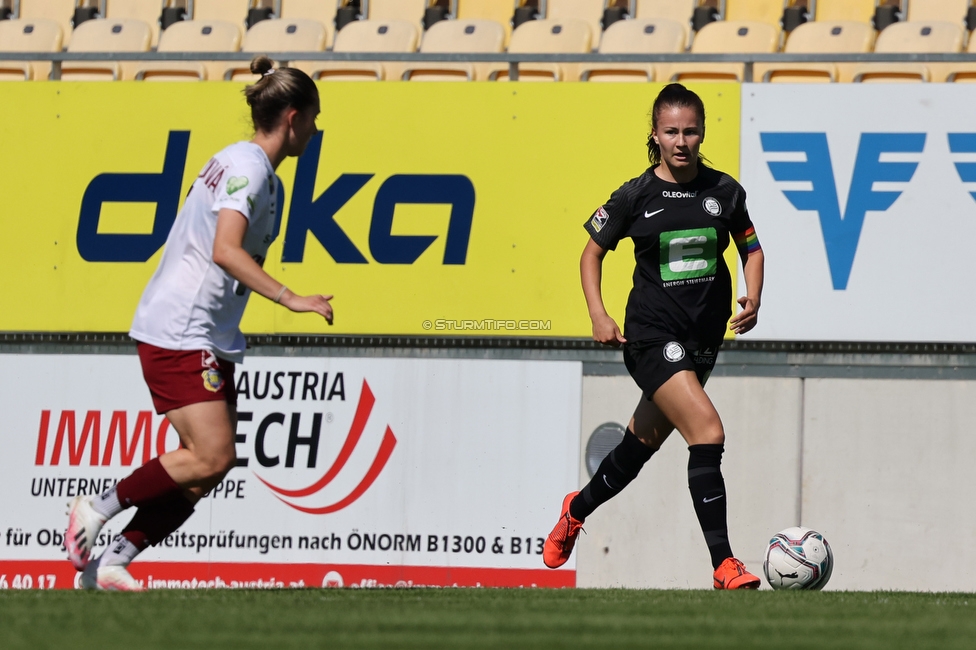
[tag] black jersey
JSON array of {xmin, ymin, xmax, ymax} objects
[{"xmin": 584, "ymin": 163, "xmax": 757, "ymax": 348}]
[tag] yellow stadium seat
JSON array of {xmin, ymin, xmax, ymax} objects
[
  {"xmin": 580, "ymin": 17, "xmax": 685, "ymax": 82},
  {"xmin": 852, "ymin": 20, "xmax": 964, "ymax": 82},
  {"xmin": 457, "ymin": 0, "xmax": 515, "ymax": 25},
  {"xmin": 368, "ymin": 0, "xmax": 429, "ymax": 35},
  {"xmin": 278, "ymin": 0, "xmax": 336, "ymax": 48},
  {"xmin": 226, "ymin": 18, "xmax": 328, "ymax": 81},
  {"xmin": 635, "ymin": 0, "xmax": 695, "ymax": 23},
  {"xmin": 545, "ymin": 0, "xmax": 606, "ymax": 44},
  {"xmin": 104, "ymin": 0, "xmax": 165, "ymax": 47},
  {"xmin": 188, "ymin": 0, "xmax": 250, "ymax": 34},
  {"xmin": 489, "ymin": 19, "xmax": 592, "ymax": 81},
  {"xmin": 724, "ymin": 0, "xmax": 787, "ymax": 26},
  {"xmin": 634, "ymin": 0, "xmax": 694, "ymax": 46},
  {"xmin": 17, "ymin": 0, "xmax": 79, "ymax": 46},
  {"xmin": 814, "ymin": 0, "xmax": 878, "ymax": 23},
  {"xmin": 756, "ymin": 20, "xmax": 875, "ymax": 83},
  {"xmin": 907, "ymin": 0, "xmax": 971, "ymax": 24},
  {"xmin": 0, "ymin": 18, "xmax": 63, "ymax": 80},
  {"xmin": 133, "ymin": 20, "xmax": 241, "ymax": 81},
  {"xmin": 61, "ymin": 18, "xmax": 152, "ymax": 80},
  {"xmin": 946, "ymin": 28, "xmax": 976, "ymax": 81},
  {"xmin": 403, "ymin": 18, "xmax": 505, "ymax": 81},
  {"xmin": 456, "ymin": 0, "xmax": 517, "ymax": 46},
  {"xmin": 303, "ymin": 19, "xmax": 419, "ymax": 81},
  {"xmin": 662, "ymin": 20, "xmax": 779, "ymax": 82}
]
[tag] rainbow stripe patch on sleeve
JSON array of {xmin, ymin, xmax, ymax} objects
[{"xmin": 733, "ymin": 227, "xmax": 761, "ymax": 254}]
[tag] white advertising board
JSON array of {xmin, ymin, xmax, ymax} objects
[
  {"xmin": 741, "ymin": 84, "xmax": 976, "ymax": 342},
  {"xmin": 0, "ymin": 354, "xmax": 580, "ymax": 589}
]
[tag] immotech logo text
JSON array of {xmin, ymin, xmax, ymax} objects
[
  {"xmin": 249, "ymin": 378, "xmax": 397, "ymax": 514},
  {"xmin": 31, "ymin": 371, "xmax": 397, "ymax": 515}
]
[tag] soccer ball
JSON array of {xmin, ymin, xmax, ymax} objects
[{"xmin": 763, "ymin": 527, "xmax": 833, "ymax": 590}]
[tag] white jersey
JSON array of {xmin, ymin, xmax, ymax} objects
[{"xmin": 130, "ymin": 141, "xmax": 278, "ymax": 363}]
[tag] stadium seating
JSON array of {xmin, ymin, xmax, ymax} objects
[
  {"xmin": 661, "ymin": 20, "xmax": 779, "ymax": 82},
  {"xmin": 456, "ymin": 0, "xmax": 514, "ymax": 45},
  {"xmin": 580, "ymin": 18, "xmax": 685, "ymax": 81},
  {"xmin": 723, "ymin": 0, "xmax": 787, "ymax": 26},
  {"xmin": 755, "ymin": 20, "xmax": 875, "ymax": 82},
  {"xmin": 103, "ymin": 0, "xmax": 165, "ymax": 47},
  {"xmin": 133, "ymin": 20, "xmax": 241, "ymax": 81},
  {"xmin": 61, "ymin": 18, "xmax": 152, "ymax": 81},
  {"xmin": 814, "ymin": 0, "xmax": 878, "ymax": 23},
  {"xmin": 851, "ymin": 20, "xmax": 964, "ymax": 82},
  {"xmin": 302, "ymin": 19, "xmax": 419, "ymax": 81},
  {"xmin": 188, "ymin": 0, "xmax": 250, "ymax": 34},
  {"xmin": 17, "ymin": 0, "xmax": 80, "ymax": 47},
  {"xmin": 545, "ymin": 0, "xmax": 606, "ymax": 44},
  {"xmin": 278, "ymin": 0, "xmax": 336, "ymax": 48},
  {"xmin": 906, "ymin": 0, "xmax": 971, "ymax": 24},
  {"xmin": 367, "ymin": 0, "xmax": 429, "ymax": 35},
  {"xmin": 226, "ymin": 18, "xmax": 327, "ymax": 81},
  {"xmin": 634, "ymin": 0, "xmax": 695, "ymax": 46},
  {"xmin": 489, "ymin": 19, "xmax": 592, "ymax": 81},
  {"xmin": 0, "ymin": 18, "xmax": 63, "ymax": 80},
  {"xmin": 456, "ymin": 0, "xmax": 515, "ymax": 24},
  {"xmin": 946, "ymin": 26, "xmax": 976, "ymax": 81},
  {"xmin": 403, "ymin": 18, "xmax": 505, "ymax": 81}
]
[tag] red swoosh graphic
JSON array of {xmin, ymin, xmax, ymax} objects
[
  {"xmin": 255, "ymin": 380, "xmax": 374, "ymax": 498},
  {"xmin": 275, "ymin": 426, "xmax": 397, "ymax": 514}
]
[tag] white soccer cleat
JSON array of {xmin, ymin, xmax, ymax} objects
[
  {"xmin": 65, "ymin": 496, "xmax": 108, "ymax": 571},
  {"xmin": 81, "ymin": 562, "xmax": 144, "ymax": 592}
]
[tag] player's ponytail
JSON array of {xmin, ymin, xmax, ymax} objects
[
  {"xmin": 243, "ymin": 55, "xmax": 319, "ymax": 134},
  {"xmin": 647, "ymin": 83, "xmax": 707, "ymax": 166}
]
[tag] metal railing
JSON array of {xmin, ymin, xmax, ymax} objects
[{"xmin": 4, "ymin": 51, "xmax": 976, "ymax": 81}]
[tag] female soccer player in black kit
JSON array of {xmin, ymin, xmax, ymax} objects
[{"xmin": 543, "ymin": 84, "xmax": 765, "ymax": 589}]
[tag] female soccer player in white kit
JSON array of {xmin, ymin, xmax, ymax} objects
[{"xmin": 65, "ymin": 56, "xmax": 332, "ymax": 590}]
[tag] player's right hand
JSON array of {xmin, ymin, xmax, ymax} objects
[
  {"xmin": 591, "ymin": 314, "xmax": 626, "ymax": 347},
  {"xmin": 282, "ymin": 292, "xmax": 334, "ymax": 325}
]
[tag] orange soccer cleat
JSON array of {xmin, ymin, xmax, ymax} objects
[
  {"xmin": 543, "ymin": 491, "xmax": 584, "ymax": 569},
  {"xmin": 713, "ymin": 557, "xmax": 761, "ymax": 590}
]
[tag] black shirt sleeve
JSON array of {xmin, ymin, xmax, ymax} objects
[
  {"xmin": 583, "ymin": 181, "xmax": 637, "ymax": 251},
  {"xmin": 728, "ymin": 185, "xmax": 753, "ymax": 235}
]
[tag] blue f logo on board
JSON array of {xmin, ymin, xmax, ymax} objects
[
  {"xmin": 760, "ymin": 132, "xmax": 925, "ymax": 290},
  {"xmin": 948, "ymin": 133, "xmax": 976, "ymax": 201}
]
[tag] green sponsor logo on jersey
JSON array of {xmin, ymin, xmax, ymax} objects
[
  {"xmin": 660, "ymin": 227, "xmax": 717, "ymax": 281},
  {"xmin": 226, "ymin": 176, "xmax": 249, "ymax": 195}
]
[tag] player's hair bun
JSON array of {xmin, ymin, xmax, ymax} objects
[
  {"xmin": 250, "ymin": 55, "xmax": 274, "ymax": 76},
  {"xmin": 243, "ymin": 55, "xmax": 318, "ymax": 134}
]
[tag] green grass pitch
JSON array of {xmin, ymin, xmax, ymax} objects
[{"xmin": 1, "ymin": 589, "xmax": 974, "ymax": 649}]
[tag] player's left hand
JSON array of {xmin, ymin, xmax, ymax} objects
[{"xmin": 730, "ymin": 296, "xmax": 759, "ymax": 335}]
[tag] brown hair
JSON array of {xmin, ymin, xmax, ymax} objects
[
  {"xmin": 243, "ymin": 55, "xmax": 319, "ymax": 133},
  {"xmin": 646, "ymin": 83, "xmax": 707, "ymax": 166}
]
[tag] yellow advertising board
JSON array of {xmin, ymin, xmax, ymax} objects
[{"xmin": 0, "ymin": 82, "xmax": 741, "ymax": 337}]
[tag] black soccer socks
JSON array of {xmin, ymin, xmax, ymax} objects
[
  {"xmin": 569, "ymin": 428, "xmax": 656, "ymax": 521},
  {"xmin": 688, "ymin": 443, "xmax": 734, "ymax": 570}
]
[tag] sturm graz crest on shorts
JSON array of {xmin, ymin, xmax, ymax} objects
[
  {"xmin": 702, "ymin": 197, "xmax": 722, "ymax": 216},
  {"xmin": 663, "ymin": 341, "xmax": 685, "ymax": 362}
]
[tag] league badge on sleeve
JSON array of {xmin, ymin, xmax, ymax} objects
[
  {"xmin": 590, "ymin": 206, "xmax": 610, "ymax": 232},
  {"xmin": 226, "ymin": 176, "xmax": 249, "ymax": 195}
]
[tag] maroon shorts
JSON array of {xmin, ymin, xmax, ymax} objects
[{"xmin": 136, "ymin": 343, "xmax": 238, "ymax": 414}]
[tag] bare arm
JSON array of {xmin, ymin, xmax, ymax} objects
[
  {"xmin": 581, "ymin": 238, "xmax": 626, "ymax": 346},
  {"xmin": 213, "ymin": 208, "xmax": 333, "ymax": 324},
  {"xmin": 729, "ymin": 247, "xmax": 764, "ymax": 335}
]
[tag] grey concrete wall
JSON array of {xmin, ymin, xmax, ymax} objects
[{"xmin": 576, "ymin": 375, "xmax": 976, "ymax": 591}]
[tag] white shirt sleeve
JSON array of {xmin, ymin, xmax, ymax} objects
[{"xmin": 211, "ymin": 158, "xmax": 268, "ymax": 222}]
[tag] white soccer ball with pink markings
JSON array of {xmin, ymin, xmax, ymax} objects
[{"xmin": 763, "ymin": 526, "xmax": 833, "ymax": 590}]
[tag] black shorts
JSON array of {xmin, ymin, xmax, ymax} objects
[{"xmin": 623, "ymin": 338, "xmax": 719, "ymax": 399}]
